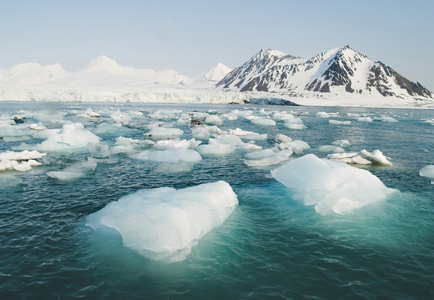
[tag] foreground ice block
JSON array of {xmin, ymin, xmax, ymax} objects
[
  {"xmin": 419, "ymin": 165, "xmax": 434, "ymax": 184},
  {"xmin": 86, "ymin": 181, "xmax": 238, "ymax": 262},
  {"xmin": 271, "ymin": 154, "xmax": 397, "ymax": 215}
]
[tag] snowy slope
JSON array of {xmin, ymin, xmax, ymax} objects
[{"xmin": 218, "ymin": 46, "xmax": 433, "ymax": 101}]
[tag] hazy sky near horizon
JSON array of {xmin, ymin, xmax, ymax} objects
[{"xmin": 1, "ymin": 0, "xmax": 433, "ymax": 90}]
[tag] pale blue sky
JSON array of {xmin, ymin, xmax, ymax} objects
[{"xmin": 1, "ymin": 0, "xmax": 433, "ymax": 90}]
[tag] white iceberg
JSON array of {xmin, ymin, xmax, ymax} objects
[
  {"xmin": 146, "ymin": 127, "xmax": 183, "ymax": 140},
  {"xmin": 271, "ymin": 154, "xmax": 397, "ymax": 215},
  {"xmin": 86, "ymin": 180, "xmax": 238, "ymax": 262}
]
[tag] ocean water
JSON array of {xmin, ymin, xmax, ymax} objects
[{"xmin": 0, "ymin": 102, "xmax": 433, "ymax": 299}]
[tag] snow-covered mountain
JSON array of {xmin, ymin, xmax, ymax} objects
[
  {"xmin": 0, "ymin": 48, "xmax": 432, "ymax": 107},
  {"xmin": 217, "ymin": 46, "xmax": 432, "ymax": 100}
]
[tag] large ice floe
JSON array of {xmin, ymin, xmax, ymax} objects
[
  {"xmin": 271, "ymin": 154, "xmax": 397, "ymax": 215},
  {"xmin": 86, "ymin": 181, "xmax": 238, "ymax": 262}
]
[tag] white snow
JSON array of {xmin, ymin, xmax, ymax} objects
[
  {"xmin": 271, "ymin": 154, "xmax": 397, "ymax": 215},
  {"xmin": 86, "ymin": 180, "xmax": 238, "ymax": 262}
]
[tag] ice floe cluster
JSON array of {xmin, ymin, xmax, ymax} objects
[{"xmin": 2, "ymin": 104, "xmax": 430, "ymax": 262}]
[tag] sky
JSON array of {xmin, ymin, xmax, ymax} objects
[{"xmin": 1, "ymin": 0, "xmax": 433, "ymax": 90}]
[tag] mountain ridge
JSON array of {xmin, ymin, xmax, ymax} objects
[{"xmin": 217, "ymin": 45, "xmax": 432, "ymax": 100}]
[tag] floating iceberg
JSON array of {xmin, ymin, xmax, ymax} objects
[
  {"xmin": 271, "ymin": 154, "xmax": 397, "ymax": 215},
  {"xmin": 86, "ymin": 181, "xmax": 238, "ymax": 262}
]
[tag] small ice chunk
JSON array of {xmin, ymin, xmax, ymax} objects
[
  {"xmin": 332, "ymin": 140, "xmax": 351, "ymax": 148},
  {"xmin": 275, "ymin": 134, "xmax": 292, "ymax": 143},
  {"xmin": 329, "ymin": 120, "xmax": 351, "ymax": 125},
  {"xmin": 77, "ymin": 108, "xmax": 101, "ymax": 118},
  {"xmin": 271, "ymin": 154, "xmax": 397, "ymax": 215},
  {"xmin": 146, "ymin": 127, "xmax": 183, "ymax": 140},
  {"xmin": 153, "ymin": 139, "xmax": 201, "ymax": 150},
  {"xmin": 284, "ymin": 123, "xmax": 307, "ymax": 130},
  {"xmin": 250, "ymin": 117, "xmax": 276, "ymax": 126},
  {"xmin": 419, "ymin": 165, "xmax": 434, "ymax": 184},
  {"xmin": 131, "ymin": 149, "xmax": 202, "ymax": 163},
  {"xmin": 318, "ymin": 145, "xmax": 345, "ymax": 153},
  {"xmin": 357, "ymin": 117, "xmax": 373, "ymax": 122},
  {"xmin": 0, "ymin": 174, "xmax": 23, "ymax": 189},
  {"xmin": 378, "ymin": 115, "xmax": 398, "ymax": 122},
  {"xmin": 277, "ymin": 140, "xmax": 310, "ymax": 154},
  {"xmin": 93, "ymin": 122, "xmax": 131, "ymax": 136},
  {"xmin": 154, "ymin": 162, "xmax": 193, "ymax": 173},
  {"xmin": 204, "ymin": 115, "xmax": 223, "ymax": 126},
  {"xmin": 86, "ymin": 180, "xmax": 238, "ymax": 262},
  {"xmin": 245, "ymin": 149, "xmax": 275, "ymax": 160},
  {"xmin": 244, "ymin": 149, "xmax": 293, "ymax": 167},
  {"xmin": 88, "ymin": 142, "xmax": 110, "ymax": 158},
  {"xmin": 198, "ymin": 142, "xmax": 235, "ymax": 156},
  {"xmin": 360, "ymin": 149, "xmax": 392, "ymax": 166},
  {"xmin": 316, "ymin": 112, "xmax": 331, "ymax": 118},
  {"xmin": 327, "ymin": 152, "xmax": 371, "ymax": 165},
  {"xmin": 229, "ymin": 128, "xmax": 267, "ymax": 140},
  {"xmin": 47, "ymin": 158, "xmax": 97, "ymax": 181}
]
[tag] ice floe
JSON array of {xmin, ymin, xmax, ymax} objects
[
  {"xmin": 131, "ymin": 149, "xmax": 202, "ymax": 163},
  {"xmin": 0, "ymin": 150, "xmax": 46, "ymax": 172},
  {"xmin": 47, "ymin": 157, "xmax": 97, "ymax": 181},
  {"xmin": 419, "ymin": 165, "xmax": 434, "ymax": 184},
  {"xmin": 328, "ymin": 149, "xmax": 392, "ymax": 166},
  {"xmin": 271, "ymin": 154, "xmax": 397, "ymax": 215},
  {"xmin": 86, "ymin": 180, "xmax": 238, "ymax": 262}
]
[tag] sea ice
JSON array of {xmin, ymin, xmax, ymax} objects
[
  {"xmin": 204, "ymin": 115, "xmax": 223, "ymax": 125},
  {"xmin": 250, "ymin": 117, "xmax": 276, "ymax": 126},
  {"xmin": 197, "ymin": 141, "xmax": 235, "ymax": 156},
  {"xmin": 332, "ymin": 140, "xmax": 351, "ymax": 148},
  {"xmin": 131, "ymin": 148, "xmax": 202, "ymax": 163},
  {"xmin": 229, "ymin": 128, "xmax": 267, "ymax": 140},
  {"xmin": 153, "ymin": 138, "xmax": 201, "ymax": 150},
  {"xmin": 46, "ymin": 157, "xmax": 97, "ymax": 181},
  {"xmin": 0, "ymin": 150, "xmax": 46, "ymax": 172},
  {"xmin": 318, "ymin": 145, "xmax": 345, "ymax": 153},
  {"xmin": 419, "ymin": 165, "xmax": 434, "ymax": 184},
  {"xmin": 359, "ymin": 149, "xmax": 392, "ymax": 166},
  {"xmin": 329, "ymin": 120, "xmax": 351, "ymax": 125},
  {"xmin": 276, "ymin": 139, "xmax": 310, "ymax": 154},
  {"xmin": 244, "ymin": 149, "xmax": 293, "ymax": 167},
  {"xmin": 86, "ymin": 180, "xmax": 238, "ymax": 262},
  {"xmin": 271, "ymin": 154, "xmax": 397, "ymax": 215},
  {"xmin": 0, "ymin": 174, "xmax": 23, "ymax": 189},
  {"xmin": 146, "ymin": 127, "xmax": 184, "ymax": 140}
]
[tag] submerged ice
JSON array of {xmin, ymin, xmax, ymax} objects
[
  {"xmin": 271, "ymin": 154, "xmax": 397, "ymax": 215},
  {"xmin": 86, "ymin": 181, "xmax": 238, "ymax": 262}
]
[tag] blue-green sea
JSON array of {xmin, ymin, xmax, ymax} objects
[{"xmin": 0, "ymin": 101, "xmax": 433, "ymax": 299}]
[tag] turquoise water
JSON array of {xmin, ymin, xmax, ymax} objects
[{"xmin": 0, "ymin": 102, "xmax": 433, "ymax": 299}]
